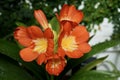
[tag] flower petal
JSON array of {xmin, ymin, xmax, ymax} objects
[
  {"xmin": 71, "ymin": 10, "xmax": 83, "ymax": 24},
  {"xmin": 14, "ymin": 27, "xmax": 32, "ymax": 47},
  {"xmin": 58, "ymin": 47, "xmax": 66, "ymax": 58},
  {"xmin": 65, "ymin": 50, "xmax": 83, "ymax": 58},
  {"xmin": 44, "ymin": 28, "xmax": 54, "ymax": 39},
  {"xmin": 46, "ymin": 57, "xmax": 66, "ymax": 76},
  {"xmin": 20, "ymin": 48, "xmax": 39, "ymax": 62},
  {"xmin": 27, "ymin": 26, "xmax": 43, "ymax": 39},
  {"xmin": 71, "ymin": 26, "xmax": 89, "ymax": 42},
  {"xmin": 34, "ymin": 10, "xmax": 49, "ymax": 29},
  {"xmin": 62, "ymin": 21, "xmax": 72, "ymax": 33},
  {"xmin": 60, "ymin": 4, "xmax": 69, "ymax": 20},
  {"xmin": 18, "ymin": 38, "xmax": 33, "ymax": 47},
  {"xmin": 67, "ymin": 5, "xmax": 76, "ymax": 19},
  {"xmin": 78, "ymin": 43, "xmax": 91, "ymax": 53},
  {"xmin": 46, "ymin": 39, "xmax": 54, "ymax": 56},
  {"xmin": 59, "ymin": 4, "xmax": 83, "ymax": 24},
  {"xmin": 37, "ymin": 53, "xmax": 46, "ymax": 65}
]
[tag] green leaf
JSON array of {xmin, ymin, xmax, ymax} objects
[
  {"xmin": 0, "ymin": 39, "xmax": 47, "ymax": 80},
  {"xmin": 58, "ymin": 39, "xmax": 120, "ymax": 79},
  {"xmin": 49, "ymin": 17, "xmax": 60, "ymax": 53},
  {"xmin": 49, "ymin": 17, "xmax": 60, "ymax": 34},
  {"xmin": 15, "ymin": 22, "xmax": 27, "ymax": 26},
  {"xmin": 0, "ymin": 57, "xmax": 33, "ymax": 80},
  {"xmin": 0, "ymin": 39, "xmax": 21, "ymax": 61},
  {"xmin": 88, "ymin": 35, "xmax": 94, "ymax": 42},
  {"xmin": 69, "ymin": 70, "xmax": 120, "ymax": 80},
  {"xmin": 80, "ymin": 56, "xmax": 108, "ymax": 71}
]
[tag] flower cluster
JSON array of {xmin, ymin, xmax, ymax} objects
[{"xmin": 14, "ymin": 4, "xmax": 91, "ymax": 76}]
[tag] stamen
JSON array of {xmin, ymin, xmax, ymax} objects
[
  {"xmin": 33, "ymin": 38, "xmax": 48, "ymax": 54},
  {"xmin": 61, "ymin": 35, "xmax": 78, "ymax": 52},
  {"xmin": 51, "ymin": 60, "xmax": 61, "ymax": 68}
]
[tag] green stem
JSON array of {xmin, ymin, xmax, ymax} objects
[
  {"xmin": 46, "ymin": 71, "xmax": 50, "ymax": 80},
  {"xmin": 51, "ymin": 75, "xmax": 54, "ymax": 80},
  {"xmin": 53, "ymin": 34, "xmax": 58, "ymax": 53}
]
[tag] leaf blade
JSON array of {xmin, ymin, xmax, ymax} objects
[
  {"xmin": 69, "ymin": 70, "xmax": 119, "ymax": 80},
  {"xmin": 0, "ymin": 39, "xmax": 47, "ymax": 80},
  {"xmin": 80, "ymin": 55, "xmax": 108, "ymax": 71},
  {"xmin": 0, "ymin": 57, "xmax": 33, "ymax": 80}
]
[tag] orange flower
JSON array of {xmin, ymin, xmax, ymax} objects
[
  {"xmin": 46, "ymin": 54, "xmax": 66, "ymax": 76},
  {"xmin": 56, "ymin": 4, "xmax": 83, "ymax": 25},
  {"xmin": 14, "ymin": 26, "xmax": 54, "ymax": 65},
  {"xmin": 14, "ymin": 5, "xmax": 91, "ymax": 76},
  {"xmin": 34, "ymin": 10, "xmax": 49, "ymax": 30},
  {"xmin": 59, "ymin": 25, "xmax": 91, "ymax": 58},
  {"xmin": 57, "ymin": 4, "xmax": 84, "ymax": 43},
  {"xmin": 14, "ymin": 10, "xmax": 54, "ymax": 65}
]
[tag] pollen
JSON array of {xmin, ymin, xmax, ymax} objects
[
  {"xmin": 33, "ymin": 38, "xmax": 48, "ymax": 54},
  {"xmin": 51, "ymin": 60, "xmax": 61, "ymax": 69},
  {"xmin": 61, "ymin": 35, "xmax": 78, "ymax": 52}
]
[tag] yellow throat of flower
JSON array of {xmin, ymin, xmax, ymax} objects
[
  {"xmin": 33, "ymin": 38, "xmax": 48, "ymax": 54},
  {"xmin": 61, "ymin": 35, "xmax": 78, "ymax": 52}
]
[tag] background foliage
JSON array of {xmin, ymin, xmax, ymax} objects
[
  {"xmin": 0, "ymin": 0, "xmax": 120, "ymax": 80},
  {"xmin": 0, "ymin": 0, "xmax": 120, "ymax": 39}
]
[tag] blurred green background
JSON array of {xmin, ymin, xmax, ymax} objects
[{"xmin": 0, "ymin": 0, "xmax": 120, "ymax": 40}]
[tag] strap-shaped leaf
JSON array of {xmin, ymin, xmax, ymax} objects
[
  {"xmin": 0, "ymin": 39, "xmax": 47, "ymax": 80},
  {"xmin": 69, "ymin": 70, "xmax": 119, "ymax": 80},
  {"xmin": 0, "ymin": 57, "xmax": 33, "ymax": 80},
  {"xmin": 80, "ymin": 55, "xmax": 108, "ymax": 71},
  {"xmin": 0, "ymin": 39, "xmax": 21, "ymax": 61}
]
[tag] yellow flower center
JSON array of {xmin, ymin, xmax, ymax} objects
[
  {"xmin": 51, "ymin": 59, "xmax": 61, "ymax": 69},
  {"xmin": 61, "ymin": 35, "xmax": 78, "ymax": 52},
  {"xmin": 33, "ymin": 38, "xmax": 48, "ymax": 54}
]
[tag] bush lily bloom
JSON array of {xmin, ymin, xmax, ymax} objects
[
  {"xmin": 56, "ymin": 4, "xmax": 83, "ymax": 27},
  {"xmin": 14, "ymin": 4, "xmax": 91, "ymax": 76},
  {"xmin": 46, "ymin": 54, "xmax": 66, "ymax": 76},
  {"xmin": 14, "ymin": 10, "xmax": 54, "ymax": 65},
  {"xmin": 14, "ymin": 26, "xmax": 54, "ymax": 65},
  {"xmin": 59, "ymin": 25, "xmax": 91, "ymax": 58}
]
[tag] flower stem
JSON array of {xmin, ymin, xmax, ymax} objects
[{"xmin": 51, "ymin": 75, "xmax": 54, "ymax": 80}]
